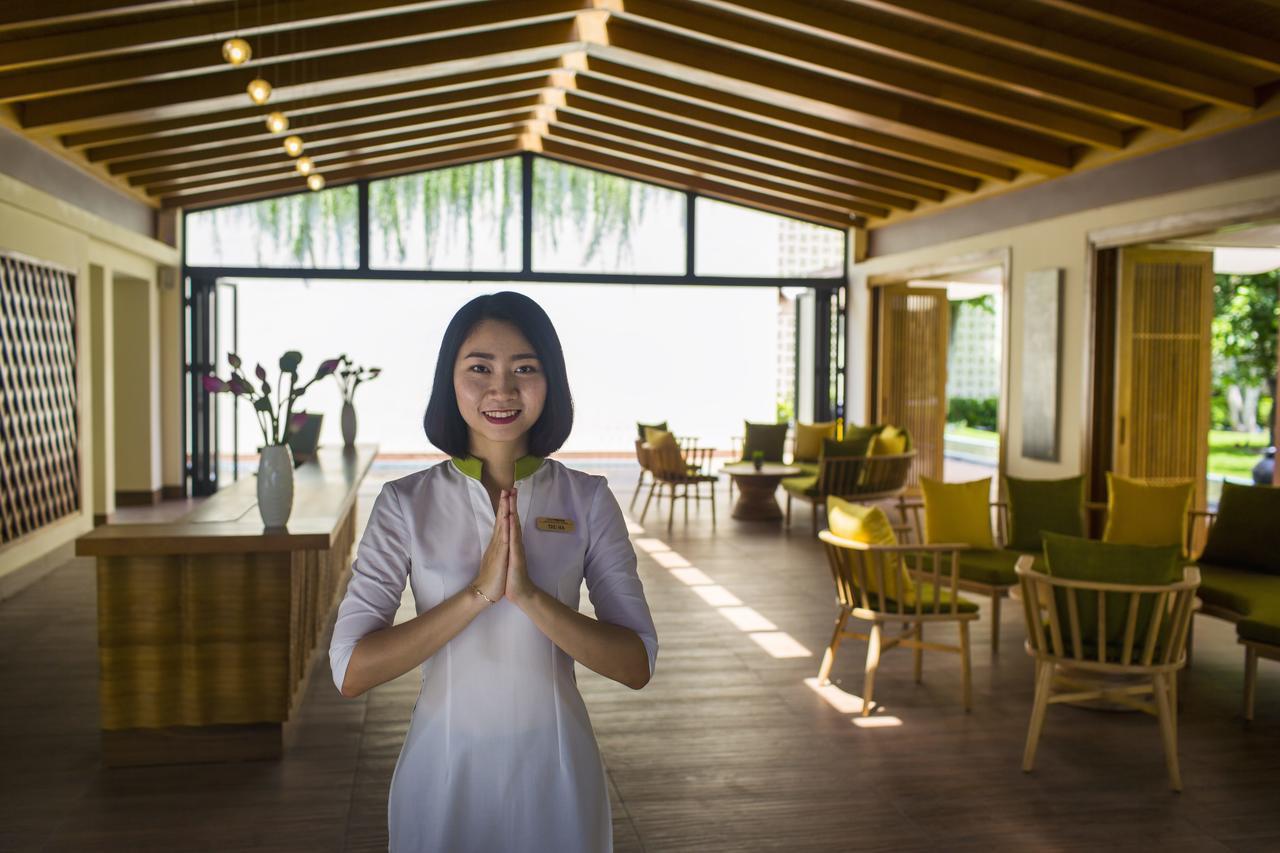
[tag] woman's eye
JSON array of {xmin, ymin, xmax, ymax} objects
[
  {"xmin": 467, "ymin": 364, "xmax": 489, "ymax": 373},
  {"xmin": 515, "ymin": 365, "xmax": 538, "ymax": 374}
]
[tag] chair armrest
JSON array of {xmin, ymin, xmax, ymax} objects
[{"xmin": 818, "ymin": 529, "xmax": 969, "ymax": 553}]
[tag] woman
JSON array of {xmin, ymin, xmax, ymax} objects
[{"xmin": 329, "ymin": 291, "xmax": 657, "ymax": 853}]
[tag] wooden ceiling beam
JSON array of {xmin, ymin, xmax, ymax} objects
[
  {"xmin": 594, "ymin": 20, "xmax": 1074, "ymax": 173},
  {"xmin": 165, "ymin": 140, "xmax": 523, "ymax": 210},
  {"xmin": 545, "ymin": 120, "xmax": 895, "ymax": 216},
  {"xmin": 0, "ymin": 0, "xmax": 585, "ymax": 102},
  {"xmin": 0, "ymin": 1, "xmax": 221, "ymax": 33},
  {"xmin": 60, "ymin": 61, "xmax": 557, "ymax": 149},
  {"xmin": 843, "ymin": 0, "xmax": 1255, "ymax": 110},
  {"xmin": 578, "ymin": 57, "xmax": 1003, "ymax": 185},
  {"xmin": 109, "ymin": 101, "xmax": 541, "ymax": 176},
  {"xmin": 568, "ymin": 72, "xmax": 982, "ymax": 194},
  {"xmin": 18, "ymin": 19, "xmax": 577, "ymax": 131},
  {"xmin": 145, "ymin": 126, "xmax": 531, "ymax": 197},
  {"xmin": 128, "ymin": 116, "xmax": 536, "ymax": 188},
  {"xmin": 538, "ymin": 137, "xmax": 856, "ymax": 228},
  {"xmin": 554, "ymin": 97, "xmax": 942, "ymax": 202},
  {"xmin": 2, "ymin": 1, "xmax": 516, "ymax": 71},
  {"xmin": 693, "ymin": 0, "xmax": 1184, "ymax": 130},
  {"xmin": 86, "ymin": 78, "xmax": 548, "ymax": 163},
  {"xmin": 1033, "ymin": 0, "xmax": 1280, "ymax": 74},
  {"xmin": 605, "ymin": 2, "xmax": 1125, "ymax": 148}
]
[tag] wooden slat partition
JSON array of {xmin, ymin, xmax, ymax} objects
[{"xmin": 876, "ymin": 285, "xmax": 948, "ymax": 489}]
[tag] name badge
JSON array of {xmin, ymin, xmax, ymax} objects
[{"xmin": 536, "ymin": 516, "xmax": 575, "ymax": 533}]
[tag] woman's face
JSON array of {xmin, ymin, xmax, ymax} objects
[{"xmin": 453, "ymin": 319, "xmax": 547, "ymax": 454}]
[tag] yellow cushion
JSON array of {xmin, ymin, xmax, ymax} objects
[
  {"xmin": 869, "ymin": 425, "xmax": 907, "ymax": 456},
  {"xmin": 1102, "ymin": 472, "xmax": 1193, "ymax": 554},
  {"xmin": 921, "ymin": 476, "xmax": 994, "ymax": 549},
  {"xmin": 827, "ymin": 497, "xmax": 913, "ymax": 601},
  {"xmin": 643, "ymin": 428, "xmax": 683, "ymax": 475},
  {"xmin": 793, "ymin": 421, "xmax": 836, "ymax": 462}
]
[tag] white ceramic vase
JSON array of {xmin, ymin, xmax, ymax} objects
[
  {"xmin": 341, "ymin": 400, "xmax": 357, "ymax": 448},
  {"xmin": 257, "ymin": 444, "xmax": 294, "ymax": 528}
]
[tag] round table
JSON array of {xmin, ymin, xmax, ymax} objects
[{"xmin": 720, "ymin": 462, "xmax": 802, "ymax": 521}]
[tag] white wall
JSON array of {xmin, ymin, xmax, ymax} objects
[{"xmin": 849, "ymin": 167, "xmax": 1280, "ymax": 480}]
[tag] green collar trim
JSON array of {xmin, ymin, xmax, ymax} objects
[{"xmin": 450, "ymin": 455, "xmax": 545, "ymax": 482}]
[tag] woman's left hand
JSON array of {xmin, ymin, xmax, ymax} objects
[{"xmin": 504, "ymin": 489, "xmax": 538, "ymax": 604}]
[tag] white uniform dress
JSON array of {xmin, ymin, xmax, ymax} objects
[{"xmin": 329, "ymin": 456, "xmax": 658, "ymax": 853}]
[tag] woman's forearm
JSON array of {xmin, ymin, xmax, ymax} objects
[
  {"xmin": 341, "ymin": 587, "xmax": 489, "ymax": 698},
  {"xmin": 516, "ymin": 587, "xmax": 651, "ymax": 690}
]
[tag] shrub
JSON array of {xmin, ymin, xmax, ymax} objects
[{"xmin": 947, "ymin": 397, "xmax": 998, "ymax": 431}]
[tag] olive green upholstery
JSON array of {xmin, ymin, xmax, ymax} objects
[
  {"xmin": 1004, "ymin": 475, "xmax": 1086, "ymax": 553},
  {"xmin": 1197, "ymin": 562, "xmax": 1280, "ymax": 646},
  {"xmin": 958, "ymin": 548, "xmax": 1045, "ymax": 587},
  {"xmin": 1200, "ymin": 483, "xmax": 1280, "ymax": 576},
  {"xmin": 861, "ymin": 585, "xmax": 981, "ymax": 615}
]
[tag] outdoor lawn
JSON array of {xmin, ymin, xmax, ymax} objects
[{"xmin": 1209, "ymin": 428, "xmax": 1270, "ymax": 481}]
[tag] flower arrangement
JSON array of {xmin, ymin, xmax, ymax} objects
[
  {"xmin": 333, "ymin": 354, "xmax": 382, "ymax": 403},
  {"xmin": 202, "ymin": 351, "xmax": 342, "ymax": 447}
]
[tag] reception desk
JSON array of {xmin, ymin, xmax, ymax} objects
[{"xmin": 76, "ymin": 444, "xmax": 377, "ymax": 767}]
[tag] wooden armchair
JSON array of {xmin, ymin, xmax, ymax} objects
[
  {"xmin": 1015, "ymin": 555, "xmax": 1200, "ymax": 791},
  {"xmin": 632, "ymin": 435, "xmax": 705, "ymax": 512},
  {"xmin": 817, "ymin": 527, "xmax": 978, "ymax": 716},
  {"xmin": 786, "ymin": 451, "xmax": 916, "ymax": 535},
  {"xmin": 640, "ymin": 437, "xmax": 718, "ymax": 532}
]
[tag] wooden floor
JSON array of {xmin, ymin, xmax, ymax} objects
[{"xmin": 3, "ymin": 462, "xmax": 1279, "ymax": 852}]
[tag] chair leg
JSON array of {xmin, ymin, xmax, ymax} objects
[
  {"xmin": 667, "ymin": 482, "xmax": 676, "ymax": 533},
  {"xmin": 709, "ymin": 481, "xmax": 717, "ymax": 530},
  {"xmin": 959, "ymin": 621, "xmax": 972, "ymax": 712},
  {"xmin": 990, "ymin": 594, "xmax": 1001, "ymax": 654},
  {"xmin": 785, "ymin": 494, "xmax": 792, "ymax": 529},
  {"xmin": 818, "ymin": 609, "xmax": 850, "ymax": 684},
  {"xmin": 862, "ymin": 623, "xmax": 883, "ymax": 717},
  {"xmin": 1023, "ymin": 661, "xmax": 1054, "ymax": 772},
  {"xmin": 630, "ymin": 470, "xmax": 645, "ymax": 510},
  {"xmin": 1244, "ymin": 645, "xmax": 1258, "ymax": 722},
  {"xmin": 913, "ymin": 623, "xmax": 924, "ymax": 684},
  {"xmin": 811, "ymin": 499, "xmax": 819, "ymax": 537},
  {"xmin": 1185, "ymin": 614, "xmax": 1195, "ymax": 669},
  {"xmin": 1153, "ymin": 672, "xmax": 1182, "ymax": 792},
  {"xmin": 640, "ymin": 481, "xmax": 657, "ymax": 524},
  {"xmin": 684, "ymin": 483, "xmax": 690, "ymax": 524}
]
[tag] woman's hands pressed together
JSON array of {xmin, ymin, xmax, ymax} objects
[
  {"xmin": 472, "ymin": 488, "xmax": 538, "ymax": 607},
  {"xmin": 503, "ymin": 489, "xmax": 537, "ymax": 604}
]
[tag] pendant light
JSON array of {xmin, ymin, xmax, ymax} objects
[
  {"xmin": 294, "ymin": 156, "xmax": 315, "ymax": 176},
  {"xmin": 282, "ymin": 135, "xmax": 304, "ymax": 157},
  {"xmin": 307, "ymin": 173, "xmax": 326, "ymax": 191},
  {"xmin": 247, "ymin": 78, "xmax": 272, "ymax": 105},
  {"xmin": 222, "ymin": 38, "xmax": 252, "ymax": 65},
  {"xmin": 265, "ymin": 111, "xmax": 289, "ymax": 134}
]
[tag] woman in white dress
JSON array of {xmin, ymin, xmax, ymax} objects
[{"xmin": 329, "ymin": 291, "xmax": 657, "ymax": 853}]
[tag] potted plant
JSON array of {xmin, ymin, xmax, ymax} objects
[
  {"xmin": 203, "ymin": 350, "xmax": 341, "ymax": 528},
  {"xmin": 332, "ymin": 355, "xmax": 382, "ymax": 449},
  {"xmin": 752, "ymin": 450, "xmax": 765, "ymax": 472}
]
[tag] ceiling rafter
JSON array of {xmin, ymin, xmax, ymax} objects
[
  {"xmin": 593, "ymin": 19, "xmax": 1075, "ymax": 173},
  {"xmin": 0, "ymin": 1, "xmax": 221, "ymax": 33},
  {"xmin": 543, "ymin": 120, "xmax": 893, "ymax": 217},
  {"xmin": 606, "ymin": 0, "xmax": 1126, "ymax": 148},
  {"xmin": 165, "ymin": 139, "xmax": 524, "ymax": 210},
  {"xmin": 0, "ymin": 0, "xmax": 586, "ymax": 102},
  {"xmin": 842, "ymin": 0, "xmax": 1256, "ymax": 110},
  {"xmin": 691, "ymin": 0, "xmax": 1183, "ymax": 130},
  {"xmin": 1032, "ymin": 0, "xmax": 1280, "ymax": 74}
]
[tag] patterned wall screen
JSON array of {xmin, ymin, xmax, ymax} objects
[{"xmin": 1, "ymin": 254, "xmax": 81, "ymax": 545}]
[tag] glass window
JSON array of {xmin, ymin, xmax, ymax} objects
[
  {"xmin": 184, "ymin": 185, "xmax": 359, "ymax": 268},
  {"xmin": 695, "ymin": 197, "xmax": 845, "ymax": 277},
  {"xmin": 369, "ymin": 157, "xmax": 521, "ymax": 271},
  {"xmin": 532, "ymin": 158, "xmax": 686, "ymax": 275}
]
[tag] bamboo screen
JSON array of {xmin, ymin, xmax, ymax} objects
[
  {"xmin": 877, "ymin": 286, "xmax": 948, "ymax": 489},
  {"xmin": 0, "ymin": 253, "xmax": 81, "ymax": 545},
  {"xmin": 1115, "ymin": 249, "xmax": 1213, "ymax": 504}
]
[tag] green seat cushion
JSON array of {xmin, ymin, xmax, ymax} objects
[
  {"xmin": 958, "ymin": 548, "xmax": 1042, "ymax": 587},
  {"xmin": 637, "ymin": 420, "xmax": 668, "ymax": 440},
  {"xmin": 1005, "ymin": 475, "xmax": 1085, "ymax": 552},
  {"xmin": 1238, "ymin": 610, "xmax": 1280, "ymax": 646},
  {"xmin": 842, "ymin": 424, "xmax": 883, "ymax": 446},
  {"xmin": 792, "ymin": 462, "xmax": 819, "ymax": 477},
  {"xmin": 864, "ymin": 584, "xmax": 980, "ymax": 615},
  {"xmin": 1042, "ymin": 532, "xmax": 1181, "ymax": 650},
  {"xmin": 1196, "ymin": 562, "xmax": 1280, "ymax": 617},
  {"xmin": 743, "ymin": 421, "xmax": 788, "ymax": 462},
  {"xmin": 782, "ymin": 474, "xmax": 819, "ymax": 497},
  {"xmin": 1201, "ymin": 483, "xmax": 1280, "ymax": 575}
]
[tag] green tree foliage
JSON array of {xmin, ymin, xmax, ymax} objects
[{"xmin": 1212, "ymin": 270, "xmax": 1279, "ymax": 434}]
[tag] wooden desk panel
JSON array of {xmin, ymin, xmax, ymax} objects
[{"xmin": 76, "ymin": 445, "xmax": 375, "ymax": 766}]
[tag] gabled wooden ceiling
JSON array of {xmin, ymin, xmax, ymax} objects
[{"xmin": 3, "ymin": 0, "xmax": 1279, "ymax": 229}]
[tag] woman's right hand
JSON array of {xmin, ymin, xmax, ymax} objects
[{"xmin": 473, "ymin": 489, "xmax": 509, "ymax": 602}]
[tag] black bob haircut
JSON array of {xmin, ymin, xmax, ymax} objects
[{"xmin": 423, "ymin": 291, "xmax": 574, "ymax": 458}]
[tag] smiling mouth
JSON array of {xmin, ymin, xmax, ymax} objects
[{"xmin": 482, "ymin": 409, "xmax": 521, "ymax": 425}]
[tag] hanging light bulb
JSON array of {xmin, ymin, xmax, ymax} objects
[
  {"xmin": 246, "ymin": 78, "xmax": 272, "ymax": 105},
  {"xmin": 282, "ymin": 135, "xmax": 304, "ymax": 157},
  {"xmin": 265, "ymin": 111, "xmax": 289, "ymax": 134},
  {"xmin": 222, "ymin": 38, "xmax": 252, "ymax": 66},
  {"xmin": 307, "ymin": 173, "xmax": 326, "ymax": 192},
  {"xmin": 295, "ymin": 156, "xmax": 315, "ymax": 176}
]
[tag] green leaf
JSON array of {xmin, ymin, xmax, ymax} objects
[
  {"xmin": 254, "ymin": 396, "xmax": 272, "ymax": 412},
  {"xmin": 279, "ymin": 351, "xmax": 302, "ymax": 373}
]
